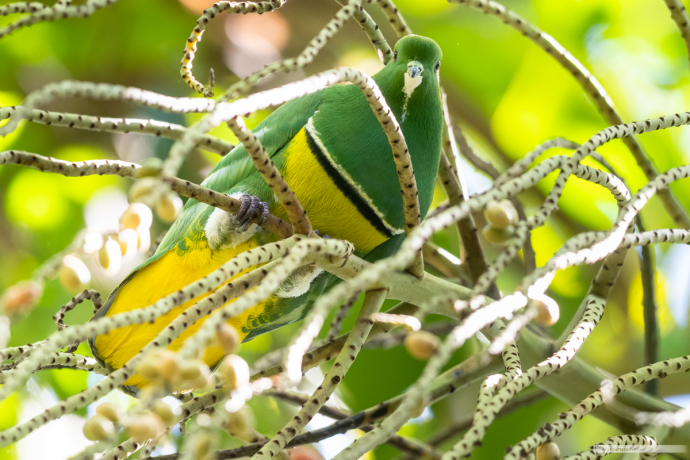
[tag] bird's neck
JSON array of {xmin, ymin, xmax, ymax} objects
[{"xmin": 374, "ymin": 71, "xmax": 443, "ymax": 219}]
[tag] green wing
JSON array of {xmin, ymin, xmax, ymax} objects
[{"xmin": 153, "ymin": 91, "xmax": 325, "ymax": 259}]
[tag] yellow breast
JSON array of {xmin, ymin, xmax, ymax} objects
[{"xmin": 279, "ymin": 126, "xmax": 390, "ymax": 253}]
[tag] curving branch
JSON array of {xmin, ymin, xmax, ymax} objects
[
  {"xmin": 560, "ymin": 435, "xmax": 658, "ymax": 460},
  {"xmin": 224, "ymin": 3, "xmax": 357, "ymax": 100},
  {"xmin": 251, "ymin": 289, "xmax": 386, "ymax": 458},
  {"xmin": 0, "ymin": 107, "xmax": 234, "ymax": 155},
  {"xmin": 375, "ymin": 0, "xmax": 412, "ymax": 37},
  {"xmin": 180, "ymin": 0, "xmax": 287, "ymax": 97},
  {"xmin": 0, "ymin": 0, "xmax": 117, "ymax": 40},
  {"xmin": 337, "ymin": 0, "xmax": 394, "ymax": 64},
  {"xmin": 0, "ymin": 149, "xmax": 293, "ymax": 238},
  {"xmin": 662, "ymin": 0, "xmax": 690, "ymax": 67},
  {"xmin": 0, "ymin": 3, "xmax": 47, "ymax": 16},
  {"xmin": 0, "ymin": 81, "xmax": 218, "ymax": 137},
  {"xmin": 448, "ymin": 0, "xmax": 690, "ymax": 230},
  {"xmin": 507, "ymin": 355, "xmax": 690, "ymax": 458}
]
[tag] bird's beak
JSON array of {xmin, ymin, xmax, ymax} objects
[{"xmin": 407, "ymin": 62, "xmax": 423, "ymax": 78}]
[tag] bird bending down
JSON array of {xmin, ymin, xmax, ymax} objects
[{"xmin": 89, "ymin": 35, "xmax": 444, "ymax": 394}]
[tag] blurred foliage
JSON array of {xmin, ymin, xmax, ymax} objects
[{"xmin": 1, "ymin": 0, "xmax": 690, "ymax": 459}]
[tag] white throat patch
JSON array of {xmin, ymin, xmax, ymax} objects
[
  {"xmin": 402, "ymin": 73, "xmax": 423, "ymax": 121},
  {"xmin": 403, "ymin": 72, "xmax": 423, "ymax": 97}
]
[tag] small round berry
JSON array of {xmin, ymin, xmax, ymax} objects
[
  {"xmin": 136, "ymin": 157, "xmax": 163, "ymax": 178},
  {"xmin": 97, "ymin": 243, "xmax": 111, "ymax": 270},
  {"xmin": 484, "ymin": 200, "xmax": 517, "ymax": 230},
  {"xmin": 216, "ymin": 323, "xmax": 241, "ymax": 354},
  {"xmin": 155, "ymin": 193, "xmax": 183, "ymax": 223},
  {"xmin": 290, "ymin": 446, "xmax": 324, "ymax": 460},
  {"xmin": 128, "ymin": 178, "xmax": 158, "ymax": 203},
  {"xmin": 1, "ymin": 281, "xmax": 42, "ymax": 315},
  {"xmin": 222, "ymin": 354, "xmax": 250, "ymax": 390},
  {"xmin": 83, "ymin": 414, "xmax": 115, "ymax": 441},
  {"xmin": 117, "ymin": 228, "xmax": 139, "ymax": 256},
  {"xmin": 95, "ymin": 402, "xmax": 123, "ymax": 423},
  {"xmin": 156, "ymin": 350, "xmax": 180, "ymax": 381},
  {"xmin": 481, "ymin": 224, "xmax": 515, "ymax": 246},
  {"xmin": 127, "ymin": 413, "xmax": 165, "ymax": 443},
  {"xmin": 536, "ymin": 441, "xmax": 560, "ymax": 460},
  {"xmin": 191, "ymin": 431, "xmax": 214, "ymax": 460},
  {"xmin": 59, "ymin": 255, "xmax": 91, "ymax": 290},
  {"xmin": 533, "ymin": 295, "xmax": 560, "ymax": 326},
  {"xmin": 152, "ymin": 400, "xmax": 177, "ymax": 425},
  {"xmin": 223, "ymin": 406, "xmax": 255, "ymax": 439},
  {"xmin": 120, "ymin": 203, "xmax": 153, "ymax": 230},
  {"xmin": 404, "ymin": 331, "xmax": 440, "ymax": 360}
]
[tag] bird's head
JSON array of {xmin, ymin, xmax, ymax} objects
[{"xmin": 389, "ymin": 35, "xmax": 442, "ymax": 101}]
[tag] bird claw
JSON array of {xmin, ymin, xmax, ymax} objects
[
  {"xmin": 235, "ymin": 194, "xmax": 269, "ymax": 234},
  {"xmin": 313, "ymin": 229, "xmax": 331, "ymax": 239}
]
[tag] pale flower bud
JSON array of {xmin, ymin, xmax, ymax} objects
[
  {"xmin": 404, "ymin": 331, "xmax": 440, "ymax": 360},
  {"xmin": 536, "ymin": 442, "xmax": 560, "ymax": 460}
]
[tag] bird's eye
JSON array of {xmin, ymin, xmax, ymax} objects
[
  {"xmin": 393, "ymin": 50, "xmax": 398, "ymax": 61},
  {"xmin": 435, "ymin": 61, "xmax": 441, "ymax": 72}
]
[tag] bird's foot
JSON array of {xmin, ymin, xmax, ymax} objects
[
  {"xmin": 313, "ymin": 229, "xmax": 331, "ymax": 239},
  {"xmin": 235, "ymin": 194, "xmax": 269, "ymax": 233}
]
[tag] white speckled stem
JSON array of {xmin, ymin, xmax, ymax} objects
[
  {"xmin": 0, "ymin": 107, "xmax": 233, "ymax": 155},
  {"xmin": 560, "ymin": 434, "xmax": 658, "ymax": 460},
  {"xmin": 251, "ymin": 289, "xmax": 386, "ymax": 459},
  {"xmin": 450, "ymin": 0, "xmax": 690, "ymax": 229},
  {"xmin": 180, "ymin": 0, "xmax": 287, "ymax": 97},
  {"xmin": 0, "ymin": 238, "xmax": 298, "ymax": 412},
  {"xmin": 0, "ymin": 80, "xmax": 218, "ymax": 137},
  {"xmin": 226, "ymin": 116, "xmax": 311, "ymax": 235},
  {"xmin": 0, "ymin": 0, "xmax": 116, "ymax": 40},
  {"xmin": 506, "ymin": 355, "xmax": 690, "ymax": 459},
  {"xmin": 179, "ymin": 237, "xmax": 354, "ymax": 359}
]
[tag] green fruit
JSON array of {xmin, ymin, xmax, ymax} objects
[
  {"xmin": 482, "ymin": 224, "xmax": 515, "ymax": 246},
  {"xmin": 484, "ymin": 200, "xmax": 517, "ymax": 230}
]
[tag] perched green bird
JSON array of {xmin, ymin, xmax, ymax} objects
[{"xmin": 89, "ymin": 34, "xmax": 444, "ymax": 393}]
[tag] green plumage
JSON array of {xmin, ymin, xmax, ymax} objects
[{"xmin": 90, "ymin": 36, "xmax": 444, "ymax": 387}]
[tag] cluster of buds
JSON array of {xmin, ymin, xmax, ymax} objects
[
  {"xmin": 82, "ymin": 399, "xmax": 180, "ymax": 445},
  {"xmin": 58, "ymin": 202, "xmax": 154, "ymax": 292},
  {"xmin": 137, "ymin": 350, "xmax": 212, "ymax": 392},
  {"xmin": 482, "ymin": 200, "xmax": 519, "ymax": 246}
]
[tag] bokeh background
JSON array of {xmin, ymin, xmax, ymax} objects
[{"xmin": 1, "ymin": 0, "xmax": 690, "ymax": 458}]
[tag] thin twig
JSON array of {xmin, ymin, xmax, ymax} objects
[
  {"xmin": 449, "ymin": 0, "xmax": 690, "ymax": 230},
  {"xmin": 637, "ymin": 219, "xmax": 660, "ymax": 396},
  {"xmin": 662, "ymin": 0, "xmax": 690, "ymax": 67},
  {"xmin": 0, "ymin": 0, "xmax": 117, "ymax": 39}
]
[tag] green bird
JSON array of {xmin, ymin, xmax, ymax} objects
[{"xmin": 89, "ymin": 34, "xmax": 444, "ymax": 393}]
